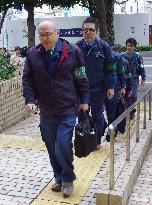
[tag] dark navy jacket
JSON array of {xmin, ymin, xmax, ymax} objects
[
  {"xmin": 76, "ymin": 38, "xmax": 117, "ymax": 92},
  {"xmin": 121, "ymin": 52, "xmax": 146, "ymax": 81},
  {"xmin": 112, "ymin": 51, "xmax": 126, "ymax": 90},
  {"xmin": 22, "ymin": 38, "xmax": 89, "ymax": 117},
  {"xmin": 122, "ymin": 57, "xmax": 133, "ymax": 92}
]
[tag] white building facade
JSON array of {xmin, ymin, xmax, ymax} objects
[{"xmin": 115, "ymin": 0, "xmax": 148, "ymax": 14}]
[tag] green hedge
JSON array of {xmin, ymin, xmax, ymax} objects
[
  {"xmin": 121, "ymin": 45, "xmax": 152, "ymax": 52},
  {"xmin": 0, "ymin": 52, "xmax": 16, "ymax": 81}
]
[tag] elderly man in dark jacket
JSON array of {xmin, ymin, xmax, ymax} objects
[{"xmin": 22, "ymin": 20, "xmax": 89, "ymax": 198}]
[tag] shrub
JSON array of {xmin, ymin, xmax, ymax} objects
[
  {"xmin": 0, "ymin": 51, "xmax": 16, "ymax": 81},
  {"xmin": 121, "ymin": 45, "xmax": 152, "ymax": 52}
]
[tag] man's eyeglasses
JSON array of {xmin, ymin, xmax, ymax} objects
[
  {"xmin": 82, "ymin": 28, "xmax": 96, "ymax": 33},
  {"xmin": 37, "ymin": 32, "xmax": 54, "ymax": 38}
]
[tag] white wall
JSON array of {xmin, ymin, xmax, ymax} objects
[
  {"xmin": 5, "ymin": 16, "xmax": 86, "ymax": 50},
  {"xmin": 1, "ymin": 13, "xmax": 150, "ymax": 50},
  {"xmin": 114, "ymin": 13, "xmax": 149, "ymax": 46}
]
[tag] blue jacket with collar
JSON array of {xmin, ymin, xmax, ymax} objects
[
  {"xmin": 121, "ymin": 51, "xmax": 146, "ymax": 81},
  {"xmin": 112, "ymin": 51, "xmax": 126, "ymax": 90},
  {"xmin": 76, "ymin": 38, "xmax": 117, "ymax": 92}
]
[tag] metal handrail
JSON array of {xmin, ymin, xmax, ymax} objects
[{"xmin": 108, "ymin": 86, "xmax": 152, "ymax": 190}]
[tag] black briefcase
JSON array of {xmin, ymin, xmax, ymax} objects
[{"xmin": 74, "ymin": 110, "xmax": 97, "ymax": 158}]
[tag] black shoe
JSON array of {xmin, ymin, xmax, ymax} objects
[
  {"xmin": 51, "ymin": 183, "xmax": 62, "ymax": 192},
  {"xmin": 130, "ymin": 114, "xmax": 135, "ymax": 120},
  {"xmin": 106, "ymin": 134, "xmax": 110, "ymax": 142},
  {"xmin": 106, "ymin": 133, "xmax": 117, "ymax": 142}
]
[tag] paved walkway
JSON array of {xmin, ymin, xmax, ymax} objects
[
  {"xmin": 0, "ymin": 114, "xmax": 109, "ymax": 205},
  {"xmin": 128, "ymin": 142, "xmax": 152, "ymax": 205},
  {"xmin": 0, "ymin": 107, "xmax": 151, "ymax": 205}
]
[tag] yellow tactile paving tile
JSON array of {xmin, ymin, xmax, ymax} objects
[
  {"xmin": 31, "ymin": 146, "xmax": 109, "ymax": 205},
  {"xmin": 0, "ymin": 135, "xmax": 46, "ymax": 150}
]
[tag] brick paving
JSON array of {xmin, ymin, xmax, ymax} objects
[
  {"xmin": 0, "ymin": 112, "xmax": 151, "ymax": 205},
  {"xmin": 0, "ymin": 114, "xmax": 109, "ymax": 205},
  {"xmin": 0, "ymin": 114, "xmax": 54, "ymax": 205}
]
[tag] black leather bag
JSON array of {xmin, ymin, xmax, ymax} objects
[{"xmin": 74, "ymin": 110, "xmax": 97, "ymax": 158}]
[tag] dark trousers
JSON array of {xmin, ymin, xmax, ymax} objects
[
  {"xmin": 105, "ymin": 90, "xmax": 120, "ymax": 125},
  {"xmin": 40, "ymin": 113, "xmax": 76, "ymax": 183},
  {"xmin": 127, "ymin": 79, "xmax": 139, "ymax": 118},
  {"xmin": 90, "ymin": 90, "xmax": 105, "ymax": 145}
]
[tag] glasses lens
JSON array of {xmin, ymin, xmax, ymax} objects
[
  {"xmin": 38, "ymin": 32, "xmax": 53, "ymax": 38},
  {"xmin": 83, "ymin": 28, "xmax": 96, "ymax": 33}
]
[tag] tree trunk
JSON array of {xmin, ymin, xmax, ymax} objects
[
  {"xmin": 25, "ymin": 3, "xmax": 35, "ymax": 46},
  {"xmin": 0, "ymin": 10, "xmax": 7, "ymax": 34},
  {"xmin": 105, "ymin": 0, "xmax": 115, "ymax": 45},
  {"xmin": 96, "ymin": 0, "xmax": 108, "ymax": 41}
]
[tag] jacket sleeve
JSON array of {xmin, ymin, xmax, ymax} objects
[
  {"xmin": 138, "ymin": 54, "xmax": 146, "ymax": 81},
  {"xmin": 73, "ymin": 46, "xmax": 89, "ymax": 104},
  {"xmin": 125, "ymin": 60, "xmax": 133, "ymax": 91},
  {"xmin": 22, "ymin": 49, "xmax": 36, "ymax": 105},
  {"xmin": 102, "ymin": 41, "xmax": 117, "ymax": 89},
  {"xmin": 116, "ymin": 55, "xmax": 126, "ymax": 89}
]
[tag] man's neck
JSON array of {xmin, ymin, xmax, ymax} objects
[{"xmin": 85, "ymin": 39, "xmax": 95, "ymax": 45}]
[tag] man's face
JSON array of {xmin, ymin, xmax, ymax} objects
[
  {"xmin": 127, "ymin": 43, "xmax": 135, "ymax": 53},
  {"xmin": 82, "ymin": 23, "xmax": 97, "ymax": 44},
  {"xmin": 38, "ymin": 24, "xmax": 59, "ymax": 50}
]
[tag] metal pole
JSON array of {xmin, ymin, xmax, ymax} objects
[
  {"xmin": 143, "ymin": 96, "xmax": 146, "ymax": 129},
  {"xmin": 136, "ymin": 103, "xmax": 140, "ymax": 142},
  {"xmin": 149, "ymin": 90, "xmax": 151, "ymax": 120},
  {"xmin": 109, "ymin": 124, "xmax": 115, "ymax": 190},
  {"xmin": 126, "ymin": 113, "xmax": 130, "ymax": 161}
]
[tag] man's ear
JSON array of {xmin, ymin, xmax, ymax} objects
[
  {"xmin": 96, "ymin": 28, "xmax": 99, "ymax": 35},
  {"xmin": 57, "ymin": 29, "xmax": 60, "ymax": 36}
]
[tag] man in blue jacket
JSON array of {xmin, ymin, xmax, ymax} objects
[
  {"xmin": 77, "ymin": 17, "xmax": 117, "ymax": 148},
  {"xmin": 22, "ymin": 20, "xmax": 89, "ymax": 198},
  {"xmin": 121, "ymin": 38, "xmax": 146, "ymax": 119},
  {"xmin": 105, "ymin": 44, "xmax": 132, "ymax": 141}
]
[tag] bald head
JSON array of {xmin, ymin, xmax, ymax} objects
[
  {"xmin": 38, "ymin": 20, "xmax": 59, "ymax": 33},
  {"xmin": 38, "ymin": 20, "xmax": 59, "ymax": 50}
]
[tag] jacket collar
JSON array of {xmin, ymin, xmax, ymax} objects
[{"xmin": 35, "ymin": 38, "xmax": 73, "ymax": 64}]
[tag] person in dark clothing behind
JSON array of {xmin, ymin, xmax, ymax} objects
[
  {"xmin": 121, "ymin": 38, "xmax": 146, "ymax": 119},
  {"xmin": 22, "ymin": 20, "xmax": 89, "ymax": 198},
  {"xmin": 76, "ymin": 17, "xmax": 117, "ymax": 148},
  {"xmin": 105, "ymin": 44, "xmax": 133, "ymax": 141}
]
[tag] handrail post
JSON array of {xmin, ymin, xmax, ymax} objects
[
  {"xmin": 109, "ymin": 124, "xmax": 115, "ymax": 190},
  {"xmin": 126, "ymin": 113, "xmax": 130, "ymax": 161},
  {"xmin": 136, "ymin": 103, "xmax": 140, "ymax": 142},
  {"xmin": 149, "ymin": 90, "xmax": 151, "ymax": 120},
  {"xmin": 143, "ymin": 96, "xmax": 146, "ymax": 129}
]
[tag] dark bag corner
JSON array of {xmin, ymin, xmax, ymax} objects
[{"xmin": 74, "ymin": 110, "xmax": 97, "ymax": 158}]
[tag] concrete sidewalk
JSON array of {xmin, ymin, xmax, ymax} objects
[{"xmin": 0, "ymin": 114, "xmax": 109, "ymax": 205}]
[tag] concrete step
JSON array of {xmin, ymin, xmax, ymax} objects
[{"xmin": 95, "ymin": 119, "xmax": 152, "ymax": 205}]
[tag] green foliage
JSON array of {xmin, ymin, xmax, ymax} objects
[
  {"xmin": 0, "ymin": 52, "xmax": 16, "ymax": 81},
  {"xmin": 135, "ymin": 45, "xmax": 152, "ymax": 52},
  {"xmin": 121, "ymin": 45, "xmax": 152, "ymax": 52}
]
